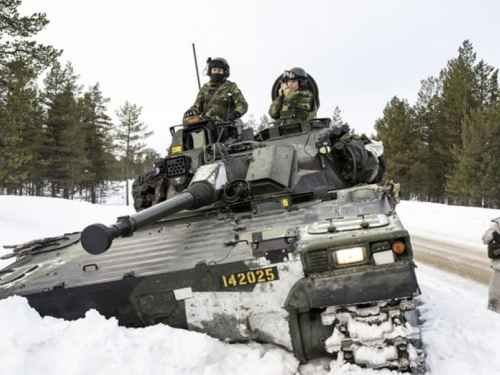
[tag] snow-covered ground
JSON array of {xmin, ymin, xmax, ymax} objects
[{"xmin": 1, "ymin": 185, "xmax": 500, "ymax": 375}]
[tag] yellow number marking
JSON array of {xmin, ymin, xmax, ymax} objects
[
  {"xmin": 247, "ymin": 271, "xmax": 256, "ymax": 284},
  {"xmin": 237, "ymin": 273, "xmax": 247, "ymax": 285},
  {"xmin": 256, "ymin": 270, "xmax": 265, "ymax": 282},
  {"xmin": 265, "ymin": 268, "xmax": 275, "ymax": 281},
  {"xmin": 220, "ymin": 267, "xmax": 278, "ymax": 288}
]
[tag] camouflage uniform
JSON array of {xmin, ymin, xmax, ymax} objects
[
  {"xmin": 269, "ymin": 88, "xmax": 316, "ymax": 125},
  {"xmin": 482, "ymin": 221, "xmax": 500, "ymax": 314},
  {"xmin": 190, "ymin": 80, "xmax": 248, "ymax": 121}
]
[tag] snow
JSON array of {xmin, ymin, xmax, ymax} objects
[
  {"xmin": 1, "ymin": 186, "xmax": 500, "ymax": 375},
  {"xmin": 397, "ymin": 201, "xmax": 500, "ymax": 251}
]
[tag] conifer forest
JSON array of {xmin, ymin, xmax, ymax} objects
[
  {"xmin": 2, "ymin": 0, "xmax": 500, "ymax": 207},
  {"xmin": 0, "ymin": 0, "xmax": 157, "ymax": 203}
]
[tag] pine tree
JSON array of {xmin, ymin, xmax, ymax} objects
[
  {"xmin": 373, "ymin": 40, "xmax": 500, "ymax": 204},
  {"xmin": 437, "ymin": 40, "xmax": 478, "ymax": 200},
  {"xmin": 447, "ymin": 110, "xmax": 487, "ymax": 205},
  {"xmin": 0, "ymin": 0, "xmax": 60, "ymax": 92},
  {"xmin": 413, "ymin": 76, "xmax": 446, "ymax": 202},
  {"xmin": 0, "ymin": 0, "xmax": 60, "ymax": 193},
  {"xmin": 257, "ymin": 115, "xmax": 271, "ymax": 132},
  {"xmin": 474, "ymin": 60, "xmax": 499, "ymax": 112},
  {"xmin": 481, "ymin": 104, "xmax": 500, "ymax": 207},
  {"xmin": 331, "ymin": 106, "xmax": 343, "ymax": 128},
  {"xmin": 80, "ymin": 83, "xmax": 114, "ymax": 203},
  {"xmin": 374, "ymin": 97, "xmax": 425, "ymax": 199},
  {"xmin": 22, "ymin": 88, "xmax": 47, "ymax": 196},
  {"xmin": 443, "ymin": 42, "xmax": 500, "ymax": 204},
  {"xmin": 135, "ymin": 148, "xmax": 161, "ymax": 174},
  {"xmin": 42, "ymin": 61, "xmax": 85, "ymax": 198},
  {"xmin": 0, "ymin": 62, "xmax": 40, "ymax": 193},
  {"xmin": 244, "ymin": 114, "xmax": 258, "ymax": 132},
  {"xmin": 0, "ymin": 67, "xmax": 32, "ymax": 191},
  {"xmin": 115, "ymin": 101, "xmax": 153, "ymax": 206}
]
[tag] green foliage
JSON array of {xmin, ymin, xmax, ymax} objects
[
  {"xmin": 446, "ymin": 111, "xmax": 483, "ymax": 205},
  {"xmin": 0, "ymin": 0, "xmax": 60, "ymax": 93},
  {"xmin": 412, "ymin": 76, "xmax": 446, "ymax": 201},
  {"xmin": 480, "ymin": 105, "xmax": 500, "ymax": 207},
  {"xmin": 3, "ymin": 9, "xmax": 500, "ymax": 212},
  {"xmin": 0, "ymin": 1, "xmax": 157, "ymax": 201},
  {"xmin": 0, "ymin": 1, "xmax": 60, "ymax": 194},
  {"xmin": 42, "ymin": 61, "xmax": 86, "ymax": 198},
  {"xmin": 374, "ymin": 97, "xmax": 426, "ymax": 199},
  {"xmin": 135, "ymin": 148, "xmax": 161, "ymax": 174},
  {"xmin": 375, "ymin": 40, "xmax": 500, "ymax": 207},
  {"xmin": 80, "ymin": 83, "xmax": 115, "ymax": 203},
  {"xmin": 115, "ymin": 101, "xmax": 153, "ymax": 205}
]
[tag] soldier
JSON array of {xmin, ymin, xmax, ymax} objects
[
  {"xmin": 269, "ymin": 67, "xmax": 317, "ymax": 125},
  {"xmin": 183, "ymin": 57, "xmax": 248, "ymax": 122},
  {"xmin": 482, "ymin": 219, "xmax": 500, "ymax": 314}
]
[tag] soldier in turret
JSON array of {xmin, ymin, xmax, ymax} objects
[
  {"xmin": 269, "ymin": 67, "xmax": 317, "ymax": 125},
  {"xmin": 183, "ymin": 57, "xmax": 248, "ymax": 122}
]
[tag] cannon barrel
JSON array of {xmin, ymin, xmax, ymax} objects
[{"xmin": 81, "ymin": 182, "xmax": 214, "ymax": 255}]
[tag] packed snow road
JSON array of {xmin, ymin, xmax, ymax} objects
[{"xmin": 410, "ymin": 235, "xmax": 491, "ymax": 285}]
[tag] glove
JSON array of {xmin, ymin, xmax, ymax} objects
[
  {"xmin": 222, "ymin": 111, "xmax": 240, "ymax": 122},
  {"xmin": 488, "ymin": 241, "xmax": 500, "ymax": 259},
  {"xmin": 183, "ymin": 108, "xmax": 196, "ymax": 118}
]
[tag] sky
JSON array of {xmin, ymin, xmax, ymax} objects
[
  {"xmin": 1, "ymin": 187, "xmax": 500, "ymax": 374},
  {"xmin": 17, "ymin": 0, "xmax": 500, "ymax": 155}
]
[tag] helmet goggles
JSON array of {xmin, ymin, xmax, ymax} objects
[{"xmin": 282, "ymin": 70, "xmax": 298, "ymax": 80}]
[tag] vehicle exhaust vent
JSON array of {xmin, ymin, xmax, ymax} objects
[
  {"xmin": 347, "ymin": 189, "xmax": 382, "ymax": 203},
  {"xmin": 291, "ymin": 192, "xmax": 313, "ymax": 204},
  {"xmin": 230, "ymin": 201, "xmax": 252, "ymax": 213},
  {"xmin": 304, "ymin": 250, "xmax": 329, "ymax": 273}
]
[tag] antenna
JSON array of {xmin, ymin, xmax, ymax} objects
[{"xmin": 192, "ymin": 43, "xmax": 201, "ymax": 90}]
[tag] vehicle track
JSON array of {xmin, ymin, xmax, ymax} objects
[{"xmin": 410, "ymin": 234, "xmax": 491, "ymax": 285}]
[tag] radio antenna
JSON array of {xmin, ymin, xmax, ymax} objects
[{"xmin": 192, "ymin": 43, "xmax": 201, "ymax": 90}]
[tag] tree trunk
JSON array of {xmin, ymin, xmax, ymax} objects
[{"xmin": 125, "ymin": 161, "xmax": 129, "ymax": 206}]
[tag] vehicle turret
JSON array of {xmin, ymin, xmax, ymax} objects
[{"xmin": 84, "ymin": 116, "xmax": 384, "ymax": 255}]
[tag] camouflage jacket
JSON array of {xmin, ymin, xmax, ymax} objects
[
  {"xmin": 268, "ymin": 88, "xmax": 316, "ymax": 125},
  {"xmin": 190, "ymin": 80, "xmax": 248, "ymax": 120}
]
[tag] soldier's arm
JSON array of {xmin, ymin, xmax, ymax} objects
[
  {"xmin": 283, "ymin": 89, "xmax": 313, "ymax": 111},
  {"xmin": 268, "ymin": 96, "xmax": 283, "ymax": 119},
  {"xmin": 230, "ymin": 83, "xmax": 248, "ymax": 116},
  {"xmin": 191, "ymin": 85, "xmax": 207, "ymax": 115}
]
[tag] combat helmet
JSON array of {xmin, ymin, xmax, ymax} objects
[
  {"xmin": 206, "ymin": 57, "xmax": 230, "ymax": 77},
  {"xmin": 282, "ymin": 67, "xmax": 308, "ymax": 81}
]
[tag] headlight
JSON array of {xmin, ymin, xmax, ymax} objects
[{"xmin": 333, "ymin": 246, "xmax": 367, "ymax": 266}]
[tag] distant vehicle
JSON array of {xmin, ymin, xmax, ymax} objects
[{"xmin": 0, "ymin": 75, "xmax": 424, "ymax": 372}]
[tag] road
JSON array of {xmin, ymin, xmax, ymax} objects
[{"xmin": 411, "ymin": 234, "xmax": 492, "ymax": 285}]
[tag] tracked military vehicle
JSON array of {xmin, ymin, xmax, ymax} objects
[{"xmin": 0, "ymin": 77, "xmax": 424, "ymax": 372}]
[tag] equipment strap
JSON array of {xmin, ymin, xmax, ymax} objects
[{"xmin": 205, "ymin": 81, "xmax": 232, "ymax": 111}]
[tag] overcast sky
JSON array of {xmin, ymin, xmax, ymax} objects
[{"xmin": 19, "ymin": 0, "xmax": 500, "ymax": 155}]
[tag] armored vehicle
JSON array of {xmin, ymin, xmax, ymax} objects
[{"xmin": 0, "ymin": 79, "xmax": 424, "ymax": 372}]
